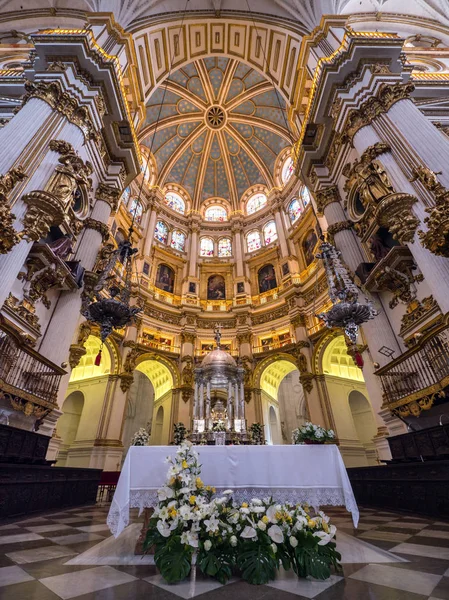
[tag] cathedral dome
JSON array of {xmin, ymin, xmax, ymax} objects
[{"xmin": 201, "ymin": 347, "xmax": 237, "ymax": 369}]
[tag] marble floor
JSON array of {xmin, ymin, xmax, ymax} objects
[{"xmin": 0, "ymin": 503, "xmax": 449, "ymax": 599}]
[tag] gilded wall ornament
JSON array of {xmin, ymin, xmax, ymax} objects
[
  {"xmin": 181, "ymin": 332, "xmax": 196, "ymax": 344},
  {"xmin": 375, "ymin": 193, "xmax": 419, "ymax": 245},
  {"xmin": 96, "ymin": 182, "xmax": 121, "ymax": 213},
  {"xmin": 299, "ymin": 372, "xmax": 314, "ymax": 393},
  {"xmin": 343, "ymin": 143, "xmax": 393, "ymax": 208},
  {"xmin": 0, "ymin": 165, "xmax": 27, "ymax": 254},
  {"xmin": 68, "ymin": 344, "xmax": 87, "ymax": 369},
  {"xmin": 400, "ymin": 295, "xmax": 439, "ymax": 335},
  {"xmin": 83, "ymin": 218, "xmax": 110, "ymax": 242},
  {"xmin": 22, "ymin": 263, "xmax": 67, "ymax": 309},
  {"xmin": 21, "ymin": 190, "xmax": 65, "ymax": 242},
  {"xmin": 4, "ymin": 293, "xmax": 41, "ymax": 332},
  {"xmin": 344, "ymin": 82, "xmax": 415, "ymax": 141},
  {"xmin": 372, "ymin": 265, "xmax": 423, "ymax": 309},
  {"xmin": 327, "ymin": 220, "xmax": 353, "ymax": 238},
  {"xmin": 22, "ymin": 80, "xmax": 100, "ymax": 142}
]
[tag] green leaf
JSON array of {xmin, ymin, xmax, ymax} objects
[
  {"xmin": 238, "ymin": 541, "xmax": 278, "ymax": 585},
  {"xmin": 198, "ymin": 548, "xmax": 234, "ymax": 584},
  {"xmin": 292, "ymin": 545, "xmax": 332, "ymax": 580},
  {"xmin": 154, "ymin": 539, "xmax": 192, "ymax": 584}
]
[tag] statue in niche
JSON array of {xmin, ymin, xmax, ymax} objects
[
  {"xmin": 354, "ymin": 160, "xmax": 394, "ymax": 208},
  {"xmin": 369, "ymin": 233, "xmax": 391, "ymax": 262},
  {"xmin": 48, "ymin": 234, "xmax": 74, "ymax": 259}
]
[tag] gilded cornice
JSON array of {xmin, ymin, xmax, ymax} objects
[
  {"xmin": 83, "ymin": 217, "xmax": 110, "ymax": 242},
  {"xmin": 327, "ymin": 220, "xmax": 353, "ymax": 238}
]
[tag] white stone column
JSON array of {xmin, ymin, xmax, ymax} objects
[
  {"xmin": 206, "ymin": 381, "xmax": 211, "ymax": 426},
  {"xmin": 233, "ymin": 227, "xmax": 244, "ymax": 277},
  {"xmin": 143, "ymin": 206, "xmax": 158, "ymax": 257},
  {"xmin": 274, "ymin": 209, "xmax": 289, "ymax": 257},
  {"xmin": 189, "ymin": 225, "xmax": 199, "ymax": 278},
  {"xmin": 240, "ymin": 381, "xmax": 245, "ymax": 428},
  {"xmin": 199, "ymin": 381, "xmax": 204, "ymax": 420},
  {"xmin": 227, "ymin": 381, "xmax": 233, "ymax": 425},
  {"xmin": 353, "ymin": 123, "xmax": 449, "ymax": 314},
  {"xmin": 193, "ymin": 381, "xmax": 198, "ymax": 420},
  {"xmin": 234, "ymin": 382, "xmax": 239, "ymax": 420},
  {"xmin": 0, "ymin": 113, "xmax": 81, "ymax": 308}
]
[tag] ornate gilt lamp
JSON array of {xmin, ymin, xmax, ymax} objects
[{"xmin": 316, "ymin": 238, "xmax": 378, "ymax": 351}]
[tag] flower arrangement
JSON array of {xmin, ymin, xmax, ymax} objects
[
  {"xmin": 173, "ymin": 422, "xmax": 188, "ymax": 445},
  {"xmin": 144, "ymin": 442, "xmax": 340, "ymax": 585},
  {"xmin": 292, "ymin": 422, "xmax": 335, "ymax": 445},
  {"xmin": 249, "ymin": 422, "xmax": 264, "ymax": 445},
  {"xmin": 212, "ymin": 420, "xmax": 227, "ymax": 433},
  {"xmin": 130, "ymin": 427, "xmax": 150, "ymax": 446}
]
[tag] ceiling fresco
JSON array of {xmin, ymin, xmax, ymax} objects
[{"xmin": 140, "ymin": 58, "xmax": 292, "ymax": 209}]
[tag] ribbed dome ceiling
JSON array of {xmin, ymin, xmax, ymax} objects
[{"xmin": 140, "ymin": 58, "xmax": 292, "ymax": 210}]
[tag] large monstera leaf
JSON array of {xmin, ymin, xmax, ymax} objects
[
  {"xmin": 154, "ymin": 537, "xmax": 192, "ymax": 584},
  {"xmin": 198, "ymin": 547, "xmax": 234, "ymax": 584},
  {"xmin": 237, "ymin": 540, "xmax": 278, "ymax": 585}
]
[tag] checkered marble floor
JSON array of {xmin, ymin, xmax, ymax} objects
[{"xmin": 0, "ymin": 504, "xmax": 449, "ymax": 599}]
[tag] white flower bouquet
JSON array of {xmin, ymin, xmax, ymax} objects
[
  {"xmin": 249, "ymin": 422, "xmax": 264, "ymax": 445},
  {"xmin": 212, "ymin": 420, "xmax": 226, "ymax": 432},
  {"xmin": 292, "ymin": 422, "xmax": 335, "ymax": 445},
  {"xmin": 130, "ymin": 427, "xmax": 150, "ymax": 446},
  {"xmin": 173, "ymin": 422, "xmax": 188, "ymax": 445},
  {"xmin": 143, "ymin": 441, "xmax": 341, "ymax": 585}
]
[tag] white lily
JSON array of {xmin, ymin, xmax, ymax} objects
[
  {"xmin": 268, "ymin": 524, "xmax": 284, "ymax": 544},
  {"xmin": 313, "ymin": 524, "xmax": 337, "ymax": 546},
  {"xmin": 241, "ymin": 525, "xmax": 258, "ymax": 539},
  {"xmin": 156, "ymin": 520, "xmax": 171, "ymax": 537},
  {"xmin": 204, "ymin": 516, "xmax": 220, "ymax": 533}
]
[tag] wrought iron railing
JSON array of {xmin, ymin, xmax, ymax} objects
[
  {"xmin": 0, "ymin": 330, "xmax": 65, "ymax": 405},
  {"xmin": 376, "ymin": 326, "xmax": 449, "ymax": 409}
]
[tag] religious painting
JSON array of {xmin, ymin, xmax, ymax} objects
[
  {"xmin": 261, "ymin": 337, "xmax": 273, "ymax": 351},
  {"xmin": 143, "ymin": 262, "xmax": 150, "ymax": 275},
  {"xmin": 282, "ymin": 262, "xmax": 289, "ymax": 276},
  {"xmin": 258, "ymin": 264, "xmax": 277, "ymax": 293},
  {"xmin": 278, "ymin": 332, "xmax": 291, "ymax": 345},
  {"xmin": 302, "ymin": 229, "xmax": 318, "ymax": 266},
  {"xmin": 189, "ymin": 282, "xmax": 196, "ymax": 294},
  {"xmin": 155, "ymin": 263, "xmax": 175, "ymax": 294},
  {"xmin": 207, "ymin": 274, "xmax": 226, "ymax": 300},
  {"xmin": 237, "ymin": 282, "xmax": 244, "ymax": 294},
  {"xmin": 202, "ymin": 343, "xmax": 214, "ymax": 353}
]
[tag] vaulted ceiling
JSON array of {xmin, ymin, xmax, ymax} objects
[{"xmin": 140, "ymin": 58, "xmax": 292, "ymax": 209}]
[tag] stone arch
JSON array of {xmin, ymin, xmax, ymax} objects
[
  {"xmin": 253, "ymin": 352, "xmax": 297, "ymax": 389},
  {"xmin": 56, "ymin": 391, "xmax": 85, "ymax": 466},
  {"xmin": 312, "ymin": 330, "xmax": 342, "ymax": 376},
  {"xmin": 135, "ymin": 353, "xmax": 180, "ymax": 389},
  {"xmin": 69, "ymin": 334, "xmax": 118, "ymax": 382}
]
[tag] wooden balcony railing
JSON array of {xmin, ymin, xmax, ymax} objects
[
  {"xmin": 376, "ymin": 325, "xmax": 449, "ymax": 410},
  {"xmin": 0, "ymin": 329, "xmax": 65, "ymax": 411}
]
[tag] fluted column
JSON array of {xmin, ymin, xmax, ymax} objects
[
  {"xmin": 206, "ymin": 381, "xmax": 211, "ymax": 426},
  {"xmin": 199, "ymin": 380, "xmax": 204, "ymax": 420},
  {"xmin": 38, "ymin": 185, "xmax": 118, "ymax": 365},
  {"xmin": 143, "ymin": 204, "xmax": 158, "ymax": 257},
  {"xmin": 274, "ymin": 208, "xmax": 289, "ymax": 257},
  {"xmin": 227, "ymin": 381, "xmax": 233, "ymax": 426},
  {"xmin": 189, "ymin": 224, "xmax": 199, "ymax": 278},
  {"xmin": 234, "ymin": 382, "xmax": 239, "ymax": 421},
  {"xmin": 232, "ymin": 224, "xmax": 244, "ymax": 278},
  {"xmin": 353, "ymin": 123, "xmax": 449, "ymax": 314}
]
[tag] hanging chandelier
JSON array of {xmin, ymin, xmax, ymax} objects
[
  {"xmin": 316, "ymin": 238, "xmax": 378, "ymax": 345},
  {"xmin": 82, "ymin": 234, "xmax": 141, "ymax": 344}
]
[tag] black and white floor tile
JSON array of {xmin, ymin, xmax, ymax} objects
[{"xmin": 0, "ymin": 503, "xmax": 449, "ymax": 599}]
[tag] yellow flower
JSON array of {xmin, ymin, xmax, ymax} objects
[
  {"xmin": 308, "ymin": 519, "xmax": 316, "ymax": 528},
  {"xmin": 182, "ymin": 460, "xmax": 188, "ymax": 469},
  {"xmin": 189, "ymin": 495, "xmax": 196, "ymax": 505},
  {"xmin": 275, "ymin": 511, "xmax": 283, "ymax": 521},
  {"xmin": 169, "ymin": 477, "xmax": 175, "ymax": 486},
  {"xmin": 212, "ymin": 487, "xmax": 216, "ymax": 493},
  {"xmin": 262, "ymin": 515, "xmax": 269, "ymax": 524},
  {"xmin": 241, "ymin": 502, "xmax": 248, "ymax": 508},
  {"xmin": 322, "ymin": 521, "xmax": 329, "ymax": 533},
  {"xmin": 206, "ymin": 485, "xmax": 211, "ymax": 492},
  {"xmin": 196, "ymin": 477, "xmax": 204, "ymax": 489},
  {"xmin": 169, "ymin": 508, "xmax": 177, "ymax": 518}
]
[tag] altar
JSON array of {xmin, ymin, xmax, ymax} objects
[{"xmin": 107, "ymin": 444, "xmax": 359, "ymax": 537}]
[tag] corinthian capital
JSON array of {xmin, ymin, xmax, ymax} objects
[{"xmin": 316, "ymin": 186, "xmax": 340, "ymax": 215}]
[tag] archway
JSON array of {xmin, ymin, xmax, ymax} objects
[
  {"xmin": 121, "ymin": 371, "xmax": 155, "ymax": 458},
  {"xmin": 153, "ymin": 406, "xmax": 164, "ymax": 445},
  {"xmin": 134, "ymin": 358, "xmax": 175, "ymax": 445},
  {"xmin": 321, "ymin": 335, "xmax": 377, "ymax": 467},
  {"xmin": 55, "ymin": 391, "xmax": 84, "ymax": 467},
  {"xmin": 258, "ymin": 358, "xmax": 307, "ymax": 445}
]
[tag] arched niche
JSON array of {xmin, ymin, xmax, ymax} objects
[
  {"xmin": 55, "ymin": 391, "xmax": 84, "ymax": 466},
  {"xmin": 153, "ymin": 406, "xmax": 164, "ymax": 445},
  {"xmin": 268, "ymin": 405, "xmax": 281, "ymax": 445},
  {"xmin": 121, "ymin": 371, "xmax": 155, "ymax": 459},
  {"xmin": 348, "ymin": 390, "xmax": 377, "ymax": 446}
]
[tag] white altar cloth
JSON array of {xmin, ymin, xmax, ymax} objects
[{"xmin": 107, "ymin": 444, "xmax": 359, "ymax": 537}]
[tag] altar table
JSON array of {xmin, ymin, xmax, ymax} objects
[{"xmin": 107, "ymin": 445, "xmax": 359, "ymax": 537}]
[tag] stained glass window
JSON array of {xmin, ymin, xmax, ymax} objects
[
  {"xmin": 205, "ymin": 205, "xmax": 227, "ymax": 222},
  {"xmin": 129, "ymin": 199, "xmax": 143, "ymax": 224},
  {"xmin": 218, "ymin": 238, "xmax": 232, "ymax": 257},
  {"xmin": 263, "ymin": 221, "xmax": 278, "ymax": 245},
  {"xmin": 247, "ymin": 230, "xmax": 262, "ymax": 252},
  {"xmin": 288, "ymin": 198, "xmax": 302, "ymax": 224},
  {"xmin": 301, "ymin": 186, "xmax": 311, "ymax": 207},
  {"xmin": 200, "ymin": 237, "xmax": 214, "ymax": 257},
  {"xmin": 170, "ymin": 230, "xmax": 186, "ymax": 252},
  {"xmin": 154, "ymin": 221, "xmax": 168, "ymax": 244},
  {"xmin": 246, "ymin": 193, "xmax": 267, "ymax": 215},
  {"xmin": 164, "ymin": 191, "xmax": 185, "ymax": 215},
  {"xmin": 121, "ymin": 187, "xmax": 131, "ymax": 204},
  {"xmin": 281, "ymin": 156, "xmax": 294, "ymax": 184}
]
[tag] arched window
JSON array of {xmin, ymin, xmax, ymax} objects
[
  {"xmin": 288, "ymin": 198, "xmax": 302, "ymax": 224},
  {"xmin": 154, "ymin": 221, "xmax": 168, "ymax": 244},
  {"xmin": 164, "ymin": 191, "xmax": 185, "ymax": 215},
  {"xmin": 263, "ymin": 221, "xmax": 277, "ymax": 245},
  {"xmin": 218, "ymin": 238, "xmax": 232, "ymax": 257},
  {"xmin": 170, "ymin": 230, "xmax": 186, "ymax": 252},
  {"xmin": 200, "ymin": 237, "xmax": 214, "ymax": 257},
  {"xmin": 129, "ymin": 198, "xmax": 143, "ymax": 224},
  {"xmin": 246, "ymin": 193, "xmax": 267, "ymax": 215},
  {"xmin": 281, "ymin": 156, "xmax": 294, "ymax": 184},
  {"xmin": 301, "ymin": 186, "xmax": 311, "ymax": 207},
  {"xmin": 247, "ymin": 230, "xmax": 262, "ymax": 252},
  {"xmin": 205, "ymin": 205, "xmax": 227, "ymax": 222}
]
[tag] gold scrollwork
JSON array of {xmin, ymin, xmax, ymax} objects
[{"xmin": 0, "ymin": 165, "xmax": 28, "ymax": 254}]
